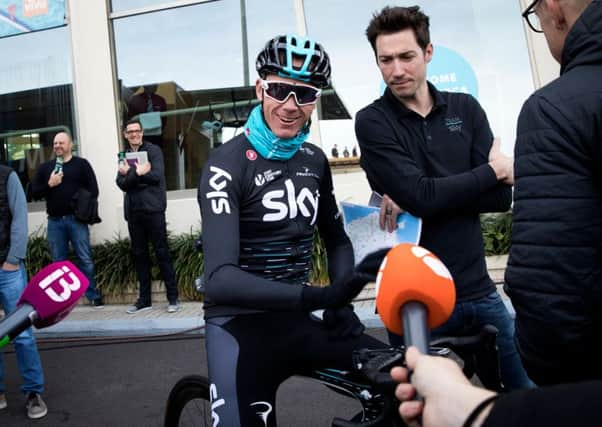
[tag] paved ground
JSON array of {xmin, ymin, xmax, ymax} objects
[{"xmin": 0, "ymin": 329, "xmax": 388, "ymax": 426}]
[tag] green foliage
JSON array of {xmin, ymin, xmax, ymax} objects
[
  {"xmin": 310, "ymin": 229, "xmax": 329, "ymax": 285},
  {"xmin": 25, "ymin": 230, "xmax": 52, "ymax": 279},
  {"xmin": 24, "ymin": 214, "xmax": 508, "ymax": 300},
  {"xmin": 25, "ymin": 230, "xmax": 204, "ymax": 300},
  {"xmin": 93, "ymin": 235, "xmax": 137, "ymax": 295},
  {"xmin": 480, "ymin": 211, "xmax": 512, "ymax": 256},
  {"xmin": 169, "ymin": 231, "xmax": 204, "ymax": 301}
]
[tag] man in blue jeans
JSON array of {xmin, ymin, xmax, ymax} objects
[
  {"xmin": 31, "ymin": 132, "xmax": 103, "ymax": 307},
  {"xmin": 0, "ymin": 165, "xmax": 47, "ymax": 419},
  {"xmin": 355, "ymin": 6, "xmax": 532, "ymax": 390}
]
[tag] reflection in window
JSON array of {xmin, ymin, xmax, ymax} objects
[
  {"xmin": 113, "ymin": 1, "xmax": 246, "ymax": 191},
  {"xmin": 0, "ymin": 27, "xmax": 75, "ymax": 201}
]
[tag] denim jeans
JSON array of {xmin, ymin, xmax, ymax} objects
[
  {"xmin": 388, "ymin": 291, "xmax": 534, "ymax": 391},
  {"xmin": 0, "ymin": 263, "xmax": 44, "ymax": 394},
  {"xmin": 47, "ymin": 215, "xmax": 101, "ymax": 302},
  {"xmin": 127, "ymin": 211, "xmax": 178, "ymax": 305}
]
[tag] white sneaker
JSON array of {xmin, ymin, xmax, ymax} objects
[
  {"xmin": 0, "ymin": 393, "xmax": 7, "ymax": 410},
  {"xmin": 126, "ymin": 302, "xmax": 152, "ymax": 314},
  {"xmin": 166, "ymin": 303, "xmax": 181, "ymax": 313},
  {"xmin": 26, "ymin": 393, "xmax": 47, "ymax": 419}
]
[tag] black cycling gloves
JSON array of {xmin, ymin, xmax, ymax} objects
[
  {"xmin": 323, "ymin": 304, "xmax": 365, "ymax": 340},
  {"xmin": 300, "ymin": 248, "xmax": 390, "ymax": 311}
]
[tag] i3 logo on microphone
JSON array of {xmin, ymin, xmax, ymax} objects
[{"xmin": 38, "ymin": 265, "xmax": 81, "ymax": 303}]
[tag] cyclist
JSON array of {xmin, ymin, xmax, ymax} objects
[{"xmin": 198, "ymin": 34, "xmax": 385, "ymax": 426}]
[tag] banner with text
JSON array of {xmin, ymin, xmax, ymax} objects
[{"xmin": 0, "ymin": 0, "xmax": 65, "ymax": 38}]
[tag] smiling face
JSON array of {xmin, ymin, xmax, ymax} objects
[
  {"xmin": 124, "ymin": 121, "xmax": 144, "ymax": 150},
  {"xmin": 375, "ymin": 29, "xmax": 433, "ymax": 102},
  {"xmin": 255, "ymin": 74, "xmax": 316, "ymax": 139},
  {"xmin": 53, "ymin": 132, "xmax": 73, "ymax": 159}
]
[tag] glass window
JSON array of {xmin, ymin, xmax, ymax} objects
[
  {"xmin": 113, "ymin": 0, "xmax": 245, "ymax": 191},
  {"xmin": 0, "ymin": 26, "xmax": 75, "ymax": 201},
  {"xmin": 111, "ymin": 0, "xmax": 196, "ymax": 13},
  {"xmin": 304, "ymin": 0, "xmax": 534, "ymax": 160}
]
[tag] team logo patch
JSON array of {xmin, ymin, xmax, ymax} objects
[
  {"xmin": 299, "ymin": 146, "xmax": 315, "ymax": 156},
  {"xmin": 296, "ymin": 166, "xmax": 319, "ymax": 179},
  {"xmin": 444, "ymin": 116, "xmax": 463, "ymax": 132},
  {"xmin": 255, "ymin": 169, "xmax": 282, "ymax": 187},
  {"xmin": 246, "ymin": 149, "xmax": 258, "ymax": 161}
]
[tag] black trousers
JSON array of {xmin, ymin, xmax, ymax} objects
[{"xmin": 127, "ymin": 211, "xmax": 178, "ymax": 305}]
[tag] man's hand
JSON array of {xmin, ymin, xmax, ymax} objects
[
  {"xmin": 323, "ymin": 304, "xmax": 365, "ymax": 340},
  {"xmin": 391, "ymin": 347, "xmax": 497, "ymax": 427},
  {"xmin": 118, "ymin": 162, "xmax": 130, "ymax": 175},
  {"xmin": 135, "ymin": 162, "xmax": 151, "ymax": 176},
  {"xmin": 48, "ymin": 170, "xmax": 63, "ymax": 187},
  {"xmin": 1, "ymin": 262, "xmax": 19, "ymax": 271},
  {"xmin": 488, "ymin": 137, "xmax": 514, "ymax": 185},
  {"xmin": 379, "ymin": 194, "xmax": 403, "ymax": 233}
]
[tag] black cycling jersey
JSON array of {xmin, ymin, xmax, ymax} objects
[
  {"xmin": 198, "ymin": 134, "xmax": 354, "ymax": 318},
  {"xmin": 198, "ymin": 134, "xmax": 386, "ymax": 426}
]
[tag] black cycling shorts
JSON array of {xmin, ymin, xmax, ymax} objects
[{"xmin": 205, "ymin": 311, "xmax": 385, "ymax": 426}]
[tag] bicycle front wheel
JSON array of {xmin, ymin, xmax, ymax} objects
[{"xmin": 164, "ymin": 375, "xmax": 212, "ymax": 427}]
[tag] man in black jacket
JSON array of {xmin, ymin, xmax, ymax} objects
[
  {"xmin": 31, "ymin": 132, "xmax": 103, "ymax": 308},
  {"xmin": 506, "ymin": 0, "xmax": 602, "ymax": 385},
  {"xmin": 356, "ymin": 6, "xmax": 532, "ymax": 390},
  {"xmin": 116, "ymin": 119, "xmax": 179, "ymax": 314}
]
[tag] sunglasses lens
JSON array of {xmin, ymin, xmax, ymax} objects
[
  {"xmin": 294, "ymin": 86, "xmax": 319, "ymax": 104},
  {"xmin": 265, "ymin": 82, "xmax": 292, "ymax": 102},
  {"xmin": 264, "ymin": 82, "xmax": 319, "ymax": 105}
]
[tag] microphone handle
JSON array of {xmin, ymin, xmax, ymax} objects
[
  {"xmin": 402, "ymin": 301, "xmax": 430, "ymax": 355},
  {"xmin": 402, "ymin": 301, "xmax": 430, "ymax": 406},
  {"xmin": 0, "ymin": 303, "xmax": 37, "ymax": 342}
]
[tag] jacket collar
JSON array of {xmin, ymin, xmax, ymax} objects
[
  {"xmin": 382, "ymin": 81, "xmax": 447, "ymax": 118},
  {"xmin": 561, "ymin": 0, "xmax": 602, "ymax": 74}
]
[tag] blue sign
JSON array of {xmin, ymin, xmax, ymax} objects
[
  {"xmin": 427, "ymin": 45, "xmax": 478, "ymax": 98},
  {"xmin": 0, "ymin": 0, "xmax": 65, "ymax": 38}
]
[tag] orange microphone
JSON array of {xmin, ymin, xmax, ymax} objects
[{"xmin": 375, "ymin": 243, "xmax": 456, "ymax": 354}]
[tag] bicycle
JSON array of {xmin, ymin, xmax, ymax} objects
[
  {"xmin": 164, "ymin": 319, "xmax": 502, "ymax": 426},
  {"xmin": 164, "ymin": 240, "xmax": 503, "ymax": 426}
]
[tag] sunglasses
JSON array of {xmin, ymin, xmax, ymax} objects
[{"xmin": 260, "ymin": 79, "xmax": 322, "ymax": 106}]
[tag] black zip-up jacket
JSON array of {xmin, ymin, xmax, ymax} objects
[
  {"xmin": 356, "ymin": 83, "xmax": 511, "ymax": 302},
  {"xmin": 198, "ymin": 134, "xmax": 353, "ymax": 318},
  {"xmin": 116, "ymin": 141, "xmax": 167, "ymax": 220},
  {"xmin": 505, "ymin": 0, "xmax": 602, "ymax": 384}
]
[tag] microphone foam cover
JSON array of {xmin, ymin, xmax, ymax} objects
[
  {"xmin": 18, "ymin": 261, "xmax": 88, "ymax": 328},
  {"xmin": 375, "ymin": 243, "xmax": 455, "ymax": 335}
]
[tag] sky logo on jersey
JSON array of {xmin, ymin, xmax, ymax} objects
[
  {"xmin": 207, "ymin": 166, "xmax": 232, "ymax": 214},
  {"xmin": 255, "ymin": 169, "xmax": 282, "ymax": 187},
  {"xmin": 210, "ymin": 383, "xmax": 226, "ymax": 426},
  {"xmin": 262, "ymin": 179, "xmax": 319, "ymax": 224}
]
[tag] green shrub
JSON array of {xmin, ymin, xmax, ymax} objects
[
  {"xmin": 480, "ymin": 211, "xmax": 512, "ymax": 256},
  {"xmin": 25, "ymin": 213, "xmax": 511, "ymax": 300}
]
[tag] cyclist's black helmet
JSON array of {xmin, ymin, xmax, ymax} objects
[{"xmin": 256, "ymin": 34, "xmax": 331, "ymax": 88}]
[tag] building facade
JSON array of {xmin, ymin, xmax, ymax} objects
[{"xmin": 0, "ymin": 0, "xmax": 558, "ymax": 242}]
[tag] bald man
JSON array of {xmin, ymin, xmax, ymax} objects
[
  {"xmin": 31, "ymin": 132, "xmax": 103, "ymax": 307},
  {"xmin": 506, "ymin": 0, "xmax": 602, "ymax": 385}
]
